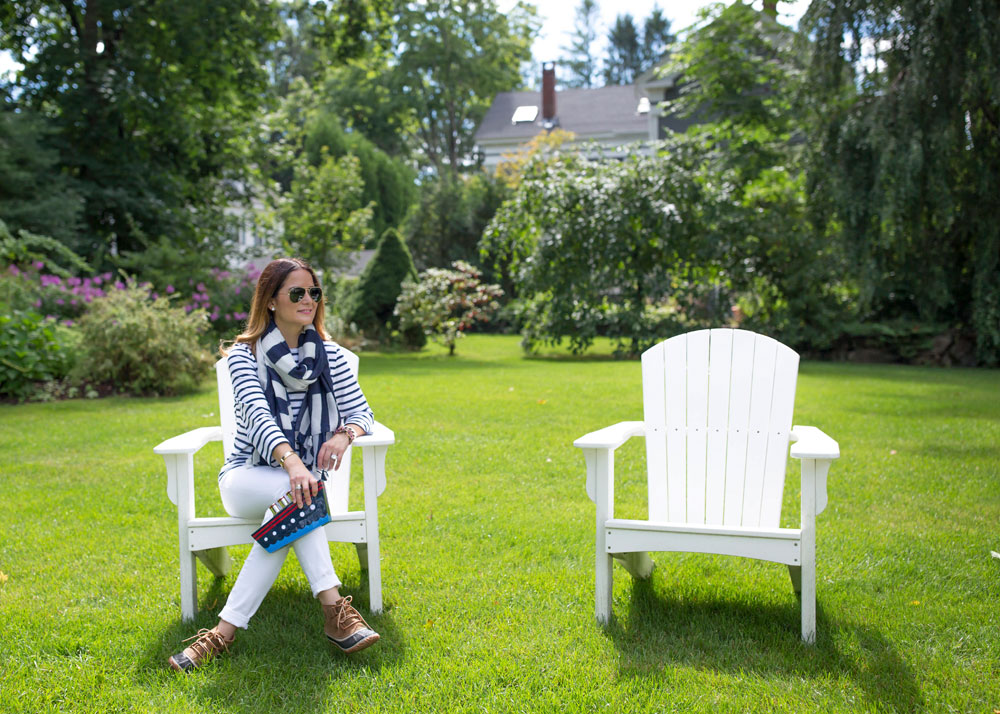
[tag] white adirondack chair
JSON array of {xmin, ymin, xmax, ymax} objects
[
  {"xmin": 574, "ymin": 328, "xmax": 839, "ymax": 643},
  {"xmin": 153, "ymin": 347, "xmax": 394, "ymax": 622}
]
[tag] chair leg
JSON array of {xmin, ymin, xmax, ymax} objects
[
  {"xmin": 180, "ymin": 550, "xmax": 198, "ymax": 622},
  {"xmin": 800, "ymin": 554, "xmax": 816, "ymax": 643},
  {"xmin": 367, "ymin": 543, "xmax": 382, "ymax": 614},
  {"xmin": 355, "ymin": 543, "xmax": 369, "ymax": 571},
  {"xmin": 596, "ymin": 551, "xmax": 613, "ymax": 624},
  {"xmin": 615, "ymin": 552, "xmax": 654, "ymax": 580},
  {"xmin": 788, "ymin": 565, "xmax": 802, "ymax": 594},
  {"xmin": 195, "ymin": 547, "xmax": 233, "ymax": 578}
]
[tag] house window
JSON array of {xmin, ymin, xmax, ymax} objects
[{"xmin": 511, "ymin": 105, "xmax": 538, "ymax": 124}]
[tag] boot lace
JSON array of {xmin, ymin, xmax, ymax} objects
[
  {"xmin": 334, "ymin": 596, "xmax": 369, "ymax": 631},
  {"xmin": 182, "ymin": 628, "xmax": 230, "ymax": 663}
]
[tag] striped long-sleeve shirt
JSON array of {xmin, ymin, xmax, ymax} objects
[{"xmin": 219, "ymin": 341, "xmax": 375, "ymax": 479}]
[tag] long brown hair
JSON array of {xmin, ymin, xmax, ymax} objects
[{"xmin": 220, "ymin": 258, "xmax": 329, "ymax": 356}]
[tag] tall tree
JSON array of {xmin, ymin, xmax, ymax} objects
[
  {"xmin": 279, "ymin": 149, "xmax": 374, "ymax": 272},
  {"xmin": 640, "ymin": 7, "xmax": 674, "ymax": 73},
  {"xmin": 603, "ymin": 14, "xmax": 642, "ymax": 85},
  {"xmin": 390, "ymin": 0, "xmax": 538, "ymax": 175},
  {"xmin": 0, "ymin": 1, "xmax": 279, "ymax": 266},
  {"xmin": 561, "ymin": 0, "xmax": 601, "ymax": 88},
  {"xmin": 320, "ymin": 50, "xmax": 419, "ymax": 158},
  {"xmin": 664, "ymin": 2, "xmax": 803, "ymax": 163},
  {"xmin": 0, "ymin": 109, "xmax": 83, "ymax": 246},
  {"xmin": 269, "ymin": 0, "xmax": 392, "ymax": 99},
  {"xmin": 802, "ymin": 0, "xmax": 1000, "ymax": 363}
]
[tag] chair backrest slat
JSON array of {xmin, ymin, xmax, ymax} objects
[
  {"xmin": 723, "ymin": 330, "xmax": 756, "ymax": 525},
  {"xmin": 740, "ymin": 336, "xmax": 778, "ymax": 527},
  {"xmin": 759, "ymin": 345, "xmax": 799, "ymax": 527},
  {"xmin": 217, "ymin": 359, "xmax": 237, "ymax": 457},
  {"xmin": 640, "ymin": 344, "xmax": 669, "ymax": 521},
  {"xmin": 683, "ymin": 330, "xmax": 710, "ymax": 524},
  {"xmin": 705, "ymin": 329, "xmax": 734, "ymax": 524},
  {"xmin": 642, "ymin": 329, "xmax": 799, "ymax": 528},
  {"xmin": 662, "ymin": 335, "xmax": 688, "ymax": 521}
]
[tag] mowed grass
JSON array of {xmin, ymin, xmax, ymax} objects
[{"xmin": 1, "ymin": 334, "xmax": 998, "ymax": 713}]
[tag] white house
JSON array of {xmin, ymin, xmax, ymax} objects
[{"xmin": 473, "ymin": 61, "xmax": 696, "ymax": 168}]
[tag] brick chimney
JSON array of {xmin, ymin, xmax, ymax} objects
[
  {"xmin": 763, "ymin": 0, "xmax": 777, "ymax": 19},
  {"xmin": 541, "ymin": 62, "xmax": 557, "ymax": 124}
]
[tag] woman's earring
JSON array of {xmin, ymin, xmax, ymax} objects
[{"xmin": 269, "ymin": 305, "xmax": 275, "ymax": 311}]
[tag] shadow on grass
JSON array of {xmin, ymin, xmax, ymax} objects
[
  {"xmin": 143, "ymin": 573, "xmax": 402, "ymax": 712},
  {"xmin": 523, "ymin": 351, "xmax": 636, "ymax": 363},
  {"xmin": 605, "ymin": 579, "xmax": 922, "ymax": 713},
  {"xmin": 358, "ymin": 355, "xmax": 516, "ymax": 377}
]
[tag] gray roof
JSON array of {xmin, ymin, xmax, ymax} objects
[{"xmin": 474, "ymin": 85, "xmax": 649, "ymax": 144}]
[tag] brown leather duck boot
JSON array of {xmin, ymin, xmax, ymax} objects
[
  {"xmin": 168, "ymin": 627, "xmax": 233, "ymax": 672},
  {"xmin": 323, "ymin": 596, "xmax": 379, "ymax": 654}
]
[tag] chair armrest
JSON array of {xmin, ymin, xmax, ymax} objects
[
  {"xmin": 357, "ymin": 421, "xmax": 393, "ymax": 499},
  {"xmin": 575, "ymin": 422, "xmax": 645, "ymax": 504},
  {"xmin": 574, "ymin": 421, "xmax": 645, "ymax": 450},
  {"xmin": 154, "ymin": 426, "xmax": 223, "ymax": 456},
  {"xmin": 790, "ymin": 425, "xmax": 839, "ymax": 460},
  {"xmin": 153, "ymin": 426, "xmax": 222, "ymax": 508},
  {"xmin": 355, "ymin": 421, "xmax": 394, "ymax": 447}
]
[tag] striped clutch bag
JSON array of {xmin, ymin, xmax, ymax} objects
[{"xmin": 252, "ymin": 480, "xmax": 332, "ymax": 553}]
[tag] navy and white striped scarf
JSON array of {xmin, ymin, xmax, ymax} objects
[{"xmin": 253, "ymin": 320, "xmax": 338, "ymax": 471}]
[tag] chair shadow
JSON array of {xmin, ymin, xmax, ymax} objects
[
  {"xmin": 141, "ymin": 573, "xmax": 403, "ymax": 712},
  {"xmin": 604, "ymin": 578, "xmax": 923, "ymax": 713}
]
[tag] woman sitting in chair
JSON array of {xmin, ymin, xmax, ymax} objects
[{"xmin": 169, "ymin": 257, "xmax": 379, "ymax": 672}]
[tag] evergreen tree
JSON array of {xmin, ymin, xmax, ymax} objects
[
  {"xmin": 604, "ymin": 7, "xmax": 675, "ymax": 85},
  {"xmin": 0, "ymin": 109, "xmax": 82, "ymax": 247},
  {"xmin": 604, "ymin": 14, "xmax": 642, "ymax": 85},
  {"xmin": 640, "ymin": 8, "xmax": 674, "ymax": 73},
  {"xmin": 342, "ymin": 227, "xmax": 417, "ymax": 336},
  {"xmin": 561, "ymin": 0, "xmax": 601, "ymax": 88}
]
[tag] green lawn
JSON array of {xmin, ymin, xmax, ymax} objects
[{"xmin": 1, "ymin": 335, "xmax": 998, "ymax": 713}]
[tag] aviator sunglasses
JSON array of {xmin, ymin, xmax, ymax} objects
[{"xmin": 283, "ymin": 286, "xmax": 323, "ymax": 303}]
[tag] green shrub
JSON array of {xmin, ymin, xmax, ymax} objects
[
  {"xmin": 0, "ymin": 267, "xmax": 42, "ymax": 313},
  {"xmin": 341, "ymin": 228, "xmax": 417, "ymax": 338},
  {"xmin": 0, "ymin": 308, "xmax": 78, "ymax": 400},
  {"xmin": 395, "ymin": 261, "xmax": 502, "ymax": 355},
  {"xmin": 72, "ymin": 283, "xmax": 212, "ymax": 396}
]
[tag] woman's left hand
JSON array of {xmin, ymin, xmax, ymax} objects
[{"xmin": 317, "ymin": 430, "xmax": 352, "ymax": 471}]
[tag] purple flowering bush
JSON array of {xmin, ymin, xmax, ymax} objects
[
  {"xmin": 0, "ymin": 259, "xmax": 260, "ymax": 398},
  {"xmin": 2, "ymin": 260, "xmax": 260, "ymax": 342},
  {"xmin": 2, "ymin": 262, "xmax": 122, "ymax": 326},
  {"xmin": 175, "ymin": 264, "xmax": 259, "ymax": 342}
]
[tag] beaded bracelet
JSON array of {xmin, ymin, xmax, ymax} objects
[{"xmin": 334, "ymin": 425, "xmax": 357, "ymax": 444}]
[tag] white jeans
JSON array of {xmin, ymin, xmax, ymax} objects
[{"xmin": 217, "ymin": 463, "xmax": 341, "ymax": 629}]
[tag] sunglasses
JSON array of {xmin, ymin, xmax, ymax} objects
[{"xmin": 284, "ymin": 286, "xmax": 323, "ymax": 303}]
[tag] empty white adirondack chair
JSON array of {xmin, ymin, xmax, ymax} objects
[
  {"xmin": 153, "ymin": 347, "xmax": 394, "ymax": 622},
  {"xmin": 574, "ymin": 328, "xmax": 838, "ymax": 643}
]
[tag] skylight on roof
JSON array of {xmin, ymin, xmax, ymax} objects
[{"xmin": 511, "ymin": 105, "xmax": 538, "ymax": 124}]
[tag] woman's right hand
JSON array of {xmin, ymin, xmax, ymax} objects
[{"xmin": 286, "ymin": 459, "xmax": 319, "ymax": 508}]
